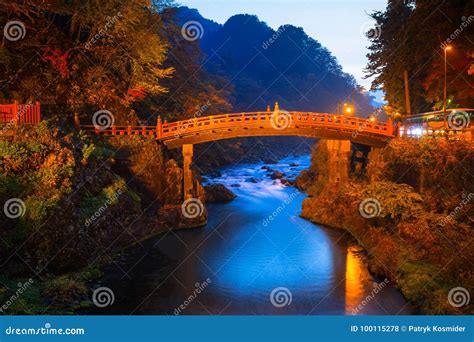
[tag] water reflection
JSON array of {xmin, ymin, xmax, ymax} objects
[{"xmin": 97, "ymin": 155, "xmax": 412, "ymax": 315}]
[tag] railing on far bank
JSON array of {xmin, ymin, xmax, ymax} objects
[
  {"xmin": 0, "ymin": 101, "xmax": 41, "ymax": 125},
  {"xmin": 399, "ymin": 108, "xmax": 473, "ymax": 141}
]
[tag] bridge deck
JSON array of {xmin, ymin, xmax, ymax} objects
[{"xmin": 80, "ymin": 111, "xmax": 395, "ymax": 148}]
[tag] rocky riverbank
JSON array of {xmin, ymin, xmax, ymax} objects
[{"xmin": 299, "ymin": 139, "xmax": 473, "ymax": 315}]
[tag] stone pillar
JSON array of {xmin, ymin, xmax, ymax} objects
[
  {"xmin": 367, "ymin": 147, "xmax": 385, "ymax": 182},
  {"xmin": 182, "ymin": 144, "xmax": 194, "ymax": 200},
  {"xmin": 326, "ymin": 140, "xmax": 351, "ymax": 185}
]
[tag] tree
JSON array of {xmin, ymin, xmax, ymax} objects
[
  {"xmin": 0, "ymin": 0, "xmax": 174, "ymax": 124},
  {"xmin": 366, "ymin": 0, "xmax": 473, "ymax": 115}
]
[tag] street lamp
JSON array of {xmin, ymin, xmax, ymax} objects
[
  {"xmin": 443, "ymin": 45, "xmax": 452, "ymax": 129},
  {"xmin": 343, "ymin": 103, "xmax": 354, "ymax": 115}
]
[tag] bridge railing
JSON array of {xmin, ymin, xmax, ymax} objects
[
  {"xmin": 78, "ymin": 112, "xmax": 395, "ymax": 141},
  {"xmin": 78, "ymin": 125, "xmax": 158, "ymax": 137},
  {"xmin": 161, "ymin": 112, "xmax": 394, "ymax": 138}
]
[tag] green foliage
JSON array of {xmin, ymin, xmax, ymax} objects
[
  {"xmin": 42, "ymin": 275, "xmax": 89, "ymax": 308},
  {"xmin": 359, "ymin": 181, "xmax": 424, "ymax": 222},
  {"xmin": 0, "ymin": 276, "xmax": 44, "ymax": 314},
  {"xmin": 381, "ymin": 138, "xmax": 474, "ymax": 212},
  {"xmin": 0, "ymin": 123, "xmax": 141, "ymax": 272}
]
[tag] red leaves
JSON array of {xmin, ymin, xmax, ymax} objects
[
  {"xmin": 42, "ymin": 47, "xmax": 69, "ymax": 78},
  {"xmin": 127, "ymin": 86, "xmax": 146, "ymax": 100},
  {"xmin": 121, "ymin": 85, "xmax": 147, "ymax": 105}
]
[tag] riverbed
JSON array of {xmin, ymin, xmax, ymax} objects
[{"xmin": 97, "ymin": 155, "xmax": 412, "ymax": 315}]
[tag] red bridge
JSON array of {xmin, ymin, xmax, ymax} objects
[{"xmin": 78, "ymin": 109, "xmax": 396, "ymax": 148}]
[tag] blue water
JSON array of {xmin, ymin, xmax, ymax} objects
[{"xmin": 107, "ymin": 155, "xmax": 412, "ymax": 315}]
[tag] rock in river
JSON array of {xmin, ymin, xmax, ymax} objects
[
  {"xmin": 270, "ymin": 171, "xmax": 284, "ymax": 179},
  {"xmin": 205, "ymin": 184, "xmax": 237, "ymax": 203}
]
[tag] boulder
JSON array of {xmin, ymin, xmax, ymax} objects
[
  {"xmin": 290, "ymin": 162, "xmax": 299, "ymax": 167},
  {"xmin": 295, "ymin": 169, "xmax": 315, "ymax": 191},
  {"xmin": 246, "ymin": 177, "xmax": 260, "ymax": 183},
  {"xmin": 204, "ymin": 184, "xmax": 237, "ymax": 203},
  {"xmin": 281, "ymin": 179, "xmax": 295, "ymax": 186},
  {"xmin": 270, "ymin": 171, "xmax": 284, "ymax": 179},
  {"xmin": 158, "ymin": 204, "xmax": 208, "ymax": 229}
]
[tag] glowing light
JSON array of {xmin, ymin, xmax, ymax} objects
[
  {"xmin": 444, "ymin": 45, "xmax": 453, "ymax": 51},
  {"xmin": 412, "ymin": 127, "xmax": 423, "ymax": 136}
]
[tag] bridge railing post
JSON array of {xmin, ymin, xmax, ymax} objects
[
  {"xmin": 387, "ymin": 118, "xmax": 393, "ymax": 136},
  {"xmin": 35, "ymin": 101, "xmax": 40, "ymax": 123},
  {"xmin": 13, "ymin": 100, "xmax": 19, "ymax": 125},
  {"xmin": 74, "ymin": 113, "xmax": 81, "ymax": 129},
  {"xmin": 156, "ymin": 116, "xmax": 162, "ymax": 138}
]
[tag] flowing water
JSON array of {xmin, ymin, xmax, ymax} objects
[{"xmin": 101, "ymin": 155, "xmax": 412, "ymax": 315}]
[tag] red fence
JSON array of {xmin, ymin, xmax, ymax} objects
[{"xmin": 0, "ymin": 101, "xmax": 41, "ymax": 125}]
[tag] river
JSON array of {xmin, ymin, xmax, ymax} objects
[{"xmin": 98, "ymin": 155, "xmax": 412, "ymax": 315}]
